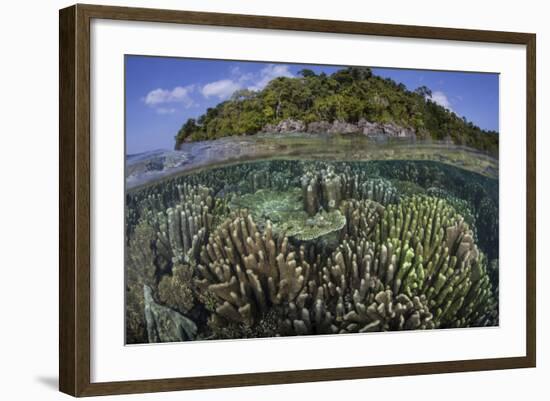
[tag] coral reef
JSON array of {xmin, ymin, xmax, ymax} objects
[
  {"xmin": 196, "ymin": 212, "xmax": 312, "ymax": 327},
  {"xmin": 125, "ymin": 221, "xmax": 158, "ymax": 344},
  {"xmin": 300, "ymin": 165, "xmax": 399, "ymax": 219},
  {"xmin": 274, "ymin": 196, "xmax": 497, "ymax": 336},
  {"xmin": 229, "ymin": 187, "xmax": 347, "ymax": 243},
  {"xmin": 476, "ymin": 196, "xmax": 499, "ymax": 260},
  {"xmin": 157, "ymin": 264, "xmax": 196, "ymax": 314},
  {"xmin": 372, "ymin": 196, "xmax": 497, "ymax": 327},
  {"xmin": 150, "ymin": 184, "xmax": 215, "ymax": 266},
  {"xmin": 144, "ymin": 285, "xmax": 198, "ymax": 343},
  {"xmin": 125, "ymin": 159, "xmax": 499, "ymax": 343},
  {"xmin": 340, "ymin": 199, "xmax": 384, "ymax": 240},
  {"xmin": 229, "ymin": 188, "xmax": 303, "ymax": 224}
]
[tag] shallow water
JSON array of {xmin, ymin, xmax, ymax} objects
[
  {"xmin": 126, "ymin": 133, "xmax": 498, "ymax": 190},
  {"xmin": 127, "ymin": 158, "xmax": 498, "ymax": 259},
  {"xmin": 125, "ymin": 156, "xmax": 499, "ymax": 344}
]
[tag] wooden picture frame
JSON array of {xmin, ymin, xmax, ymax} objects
[{"xmin": 59, "ymin": 3, "xmax": 536, "ymax": 397}]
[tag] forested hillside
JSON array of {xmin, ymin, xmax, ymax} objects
[{"xmin": 175, "ymin": 67, "xmax": 498, "ymax": 155}]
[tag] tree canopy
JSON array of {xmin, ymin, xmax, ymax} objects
[{"xmin": 175, "ymin": 67, "xmax": 498, "ymax": 155}]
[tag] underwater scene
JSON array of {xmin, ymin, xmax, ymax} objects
[{"xmin": 125, "ymin": 57, "xmax": 499, "ymax": 344}]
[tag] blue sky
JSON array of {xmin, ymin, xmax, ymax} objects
[{"xmin": 125, "ymin": 56, "xmax": 499, "ymax": 154}]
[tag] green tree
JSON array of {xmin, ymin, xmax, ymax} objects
[
  {"xmin": 414, "ymin": 85, "xmax": 432, "ymax": 98},
  {"xmin": 298, "ymin": 69, "xmax": 316, "ymax": 78},
  {"xmin": 174, "ymin": 66, "xmax": 498, "ymax": 156}
]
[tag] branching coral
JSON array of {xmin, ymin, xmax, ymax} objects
[
  {"xmin": 339, "ymin": 199, "xmax": 384, "ymax": 240},
  {"xmin": 125, "ymin": 160, "xmax": 499, "ymax": 343},
  {"xmin": 301, "ymin": 168, "xmax": 330, "ymax": 216},
  {"xmin": 195, "ymin": 195, "xmax": 496, "ymax": 338},
  {"xmin": 125, "ymin": 221, "xmax": 158, "ymax": 344},
  {"xmin": 426, "ymin": 187, "xmax": 476, "ymax": 236},
  {"xmin": 152, "ymin": 184, "xmax": 215, "ymax": 265},
  {"xmin": 301, "ymin": 165, "xmax": 399, "ymax": 218},
  {"xmin": 196, "ymin": 212, "xmax": 312, "ymax": 327},
  {"xmin": 346, "ymin": 290, "xmax": 435, "ymax": 332},
  {"xmin": 126, "ymin": 184, "xmax": 217, "ymax": 343},
  {"xmin": 276, "ymin": 237, "xmax": 436, "ymax": 335},
  {"xmin": 359, "ymin": 178, "xmax": 400, "ymax": 205},
  {"xmin": 372, "ymin": 195, "xmax": 497, "ymax": 327},
  {"xmin": 276, "ymin": 197, "xmax": 497, "ymax": 336},
  {"xmin": 157, "ymin": 264, "xmax": 196, "ymax": 314},
  {"xmin": 476, "ymin": 196, "xmax": 499, "ymax": 260}
]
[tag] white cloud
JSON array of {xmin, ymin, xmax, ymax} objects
[
  {"xmin": 230, "ymin": 66, "xmax": 254, "ymax": 84},
  {"xmin": 143, "ymin": 85, "xmax": 195, "ymax": 111},
  {"xmin": 199, "ymin": 64, "xmax": 295, "ymax": 101},
  {"xmin": 429, "ymin": 91, "xmax": 453, "ymax": 111},
  {"xmin": 155, "ymin": 107, "xmax": 177, "ymax": 115},
  {"xmin": 201, "ymin": 79, "xmax": 242, "ymax": 100},
  {"xmin": 247, "ymin": 64, "xmax": 294, "ymax": 91}
]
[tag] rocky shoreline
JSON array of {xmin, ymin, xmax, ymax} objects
[{"xmin": 261, "ymin": 118, "xmax": 417, "ymax": 138}]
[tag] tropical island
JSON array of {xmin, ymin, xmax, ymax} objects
[
  {"xmin": 125, "ymin": 57, "xmax": 500, "ymax": 344},
  {"xmin": 174, "ymin": 67, "xmax": 498, "ymax": 156}
]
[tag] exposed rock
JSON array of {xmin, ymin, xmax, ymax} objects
[
  {"xmin": 357, "ymin": 119, "xmax": 381, "ymax": 135},
  {"xmin": 305, "ymin": 121, "xmax": 332, "ymax": 134},
  {"xmin": 304, "ymin": 119, "xmax": 416, "ymax": 138},
  {"xmin": 307, "ymin": 120, "xmax": 360, "ymax": 134},
  {"xmin": 144, "ymin": 285, "xmax": 197, "ymax": 343},
  {"xmin": 262, "ymin": 119, "xmax": 306, "ymax": 133},
  {"xmin": 377, "ymin": 122, "xmax": 416, "ymax": 138}
]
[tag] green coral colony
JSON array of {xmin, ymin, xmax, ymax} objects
[{"xmin": 126, "ymin": 159, "xmax": 498, "ymax": 344}]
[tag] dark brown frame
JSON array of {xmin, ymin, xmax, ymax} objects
[{"xmin": 59, "ymin": 3, "xmax": 536, "ymax": 397}]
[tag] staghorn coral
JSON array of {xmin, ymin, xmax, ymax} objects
[
  {"xmin": 339, "ymin": 198, "xmax": 384, "ymax": 240},
  {"xmin": 245, "ymin": 165, "xmax": 299, "ymax": 193},
  {"xmin": 488, "ymin": 258, "xmax": 499, "ymax": 295},
  {"xmin": 275, "ymin": 237, "xmax": 436, "ymax": 335},
  {"xmin": 377, "ymin": 160, "xmax": 445, "ymax": 188},
  {"xmin": 300, "ymin": 169, "xmax": 323, "ymax": 216},
  {"xmin": 372, "ymin": 195, "xmax": 498, "ymax": 327},
  {"xmin": 277, "ymin": 196, "xmax": 497, "ymax": 336},
  {"xmin": 196, "ymin": 195, "xmax": 496, "ymax": 338},
  {"xmin": 426, "ymin": 187, "xmax": 477, "ymax": 236},
  {"xmin": 196, "ymin": 212, "xmax": 311, "ymax": 327},
  {"xmin": 359, "ymin": 178, "xmax": 400, "ymax": 205},
  {"xmin": 301, "ymin": 165, "xmax": 399, "ymax": 218},
  {"xmin": 343, "ymin": 289, "xmax": 435, "ymax": 332},
  {"xmin": 152, "ymin": 184, "xmax": 216, "ymax": 266}
]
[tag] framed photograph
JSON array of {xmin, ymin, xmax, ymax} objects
[{"xmin": 59, "ymin": 4, "xmax": 536, "ymax": 397}]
